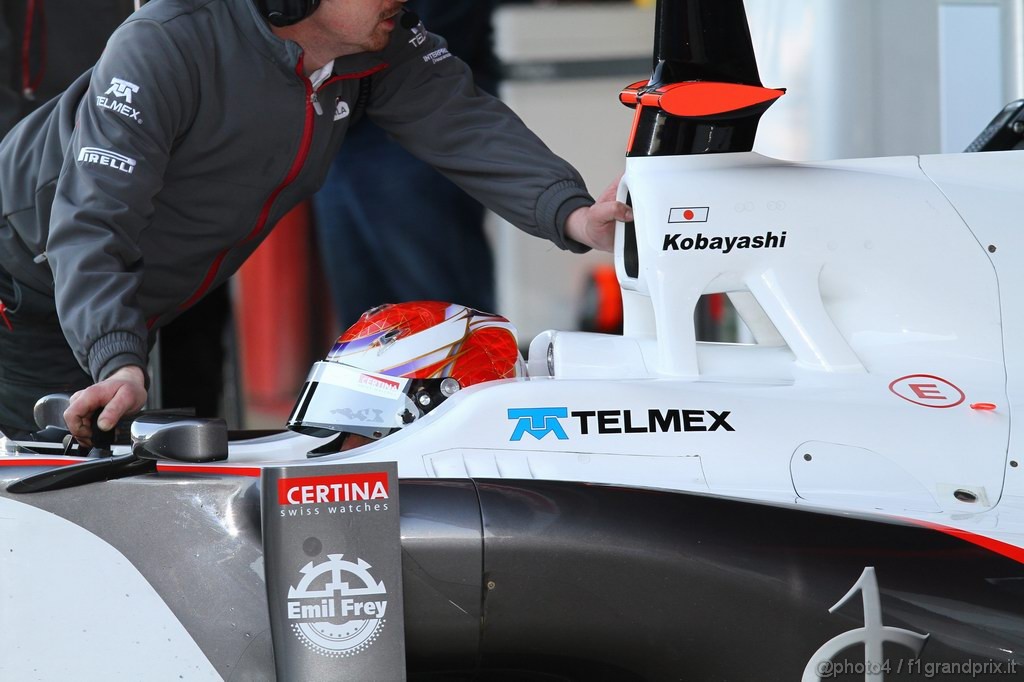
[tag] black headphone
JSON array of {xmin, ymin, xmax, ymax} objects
[{"xmin": 256, "ymin": 0, "xmax": 322, "ymax": 28}]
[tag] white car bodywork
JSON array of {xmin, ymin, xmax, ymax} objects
[
  {"xmin": 4, "ymin": 1, "xmax": 1022, "ymax": 677},
  {"xmin": 166, "ymin": 148, "xmax": 1024, "ymax": 561}
]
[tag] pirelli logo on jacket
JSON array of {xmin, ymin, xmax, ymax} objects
[{"xmin": 77, "ymin": 147, "xmax": 137, "ymax": 174}]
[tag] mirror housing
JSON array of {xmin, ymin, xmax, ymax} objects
[
  {"xmin": 131, "ymin": 415, "xmax": 228, "ymax": 463},
  {"xmin": 33, "ymin": 393, "xmax": 71, "ymax": 431}
]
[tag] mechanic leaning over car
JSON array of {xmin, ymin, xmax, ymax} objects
[{"xmin": 0, "ymin": 0, "xmax": 630, "ymax": 442}]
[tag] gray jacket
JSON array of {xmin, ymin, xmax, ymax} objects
[{"xmin": 0, "ymin": 0, "xmax": 593, "ymax": 383}]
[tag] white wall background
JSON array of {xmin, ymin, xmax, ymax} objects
[
  {"xmin": 489, "ymin": 0, "xmax": 1024, "ymax": 344},
  {"xmin": 488, "ymin": 4, "xmax": 652, "ymax": 345},
  {"xmin": 749, "ymin": 0, "xmax": 1024, "ymax": 160}
]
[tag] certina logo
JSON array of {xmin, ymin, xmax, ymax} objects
[
  {"xmin": 279, "ymin": 472, "xmax": 388, "ymax": 505},
  {"xmin": 508, "ymin": 407, "xmax": 734, "ymax": 441},
  {"xmin": 359, "ymin": 374, "xmax": 400, "ymax": 393},
  {"xmin": 663, "ymin": 231, "xmax": 787, "ymax": 253},
  {"xmin": 77, "ymin": 147, "xmax": 136, "ymax": 174},
  {"xmin": 287, "ymin": 554, "xmax": 389, "ymax": 658},
  {"xmin": 97, "ymin": 77, "xmax": 143, "ymax": 123},
  {"xmin": 278, "ymin": 473, "xmax": 390, "ymax": 517},
  {"xmin": 105, "ymin": 77, "xmax": 139, "ymax": 103},
  {"xmin": 803, "ymin": 567, "xmax": 928, "ymax": 681}
]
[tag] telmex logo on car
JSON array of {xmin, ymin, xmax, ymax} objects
[
  {"xmin": 279, "ymin": 472, "xmax": 389, "ymax": 506},
  {"xmin": 508, "ymin": 407, "xmax": 735, "ymax": 441}
]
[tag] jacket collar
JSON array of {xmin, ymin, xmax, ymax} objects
[
  {"xmin": 231, "ymin": 0, "xmax": 387, "ymax": 80},
  {"xmin": 231, "ymin": 0, "xmax": 303, "ymax": 75}
]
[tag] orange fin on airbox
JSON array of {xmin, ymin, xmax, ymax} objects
[
  {"xmin": 620, "ymin": 80, "xmax": 785, "ymax": 155},
  {"xmin": 620, "ymin": 81, "xmax": 785, "ymax": 117},
  {"xmin": 619, "ymin": 80, "xmax": 650, "ymax": 107},
  {"xmin": 648, "ymin": 81, "xmax": 785, "ymax": 117}
]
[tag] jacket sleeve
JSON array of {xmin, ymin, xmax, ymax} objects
[
  {"xmin": 366, "ymin": 20, "xmax": 595, "ymax": 253},
  {"xmin": 46, "ymin": 19, "xmax": 193, "ymax": 382}
]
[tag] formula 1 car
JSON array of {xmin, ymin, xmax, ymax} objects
[{"xmin": 2, "ymin": 0, "xmax": 1022, "ymax": 680}]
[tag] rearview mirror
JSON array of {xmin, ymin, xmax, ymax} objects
[
  {"xmin": 131, "ymin": 415, "xmax": 228, "ymax": 463},
  {"xmin": 33, "ymin": 393, "xmax": 71, "ymax": 431}
]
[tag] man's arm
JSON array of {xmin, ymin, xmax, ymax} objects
[
  {"xmin": 366, "ymin": 21, "xmax": 628, "ymax": 253},
  {"xmin": 49, "ymin": 18, "xmax": 191, "ymax": 440}
]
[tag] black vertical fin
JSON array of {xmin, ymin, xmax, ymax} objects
[{"xmin": 622, "ymin": 0, "xmax": 785, "ymax": 157}]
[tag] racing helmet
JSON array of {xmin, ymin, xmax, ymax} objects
[{"xmin": 288, "ymin": 302, "xmax": 526, "ymax": 440}]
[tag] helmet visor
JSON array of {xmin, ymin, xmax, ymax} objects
[{"xmin": 287, "ymin": 361, "xmax": 418, "ymax": 438}]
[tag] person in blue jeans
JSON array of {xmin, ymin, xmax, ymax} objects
[{"xmin": 312, "ymin": 0, "xmax": 500, "ymax": 327}]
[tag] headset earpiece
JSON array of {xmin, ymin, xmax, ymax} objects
[{"xmin": 256, "ymin": 0, "xmax": 321, "ymax": 28}]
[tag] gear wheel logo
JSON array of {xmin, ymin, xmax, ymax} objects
[{"xmin": 286, "ymin": 554, "xmax": 389, "ymax": 657}]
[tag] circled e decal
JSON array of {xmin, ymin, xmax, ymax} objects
[{"xmin": 888, "ymin": 375, "xmax": 965, "ymax": 409}]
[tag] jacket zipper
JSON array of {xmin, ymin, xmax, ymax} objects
[
  {"xmin": 0, "ymin": 299, "xmax": 12, "ymax": 331},
  {"xmin": 172, "ymin": 60, "xmax": 388, "ymax": 319},
  {"xmin": 311, "ymin": 64, "xmax": 387, "ymax": 117},
  {"xmin": 176, "ymin": 57, "xmax": 319, "ymax": 314}
]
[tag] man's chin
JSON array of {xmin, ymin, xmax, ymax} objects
[
  {"xmin": 355, "ymin": 35, "xmax": 389, "ymax": 53},
  {"xmin": 370, "ymin": 24, "xmax": 395, "ymax": 49}
]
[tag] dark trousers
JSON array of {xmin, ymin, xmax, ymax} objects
[
  {"xmin": 0, "ymin": 264, "xmax": 90, "ymax": 435},
  {"xmin": 159, "ymin": 283, "xmax": 230, "ymax": 418},
  {"xmin": 310, "ymin": 0, "xmax": 499, "ymax": 329},
  {"xmin": 0, "ymin": 265, "xmax": 232, "ymax": 434},
  {"xmin": 311, "ymin": 121, "xmax": 496, "ymax": 328}
]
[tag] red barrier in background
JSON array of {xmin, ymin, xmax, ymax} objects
[
  {"xmin": 235, "ymin": 202, "xmax": 315, "ymax": 417},
  {"xmin": 578, "ymin": 263, "xmax": 624, "ymax": 335}
]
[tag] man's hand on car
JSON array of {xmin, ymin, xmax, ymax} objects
[
  {"xmin": 64, "ymin": 365, "xmax": 147, "ymax": 445},
  {"xmin": 565, "ymin": 178, "xmax": 633, "ymax": 252}
]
